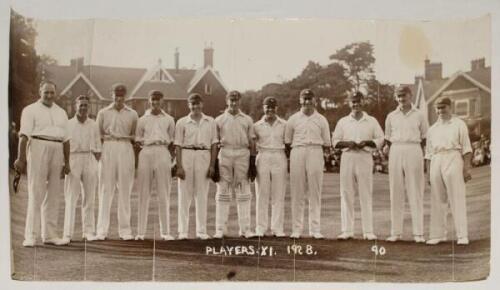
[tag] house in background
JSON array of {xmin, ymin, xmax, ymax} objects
[
  {"xmin": 43, "ymin": 46, "xmax": 228, "ymax": 119},
  {"xmin": 411, "ymin": 58, "xmax": 491, "ymax": 138}
]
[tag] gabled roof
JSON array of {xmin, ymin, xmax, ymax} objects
[
  {"xmin": 166, "ymin": 69, "xmax": 196, "ymax": 89},
  {"xmin": 131, "ymin": 81, "xmax": 189, "ymax": 100},
  {"xmin": 84, "ymin": 65, "xmax": 146, "ymax": 100},
  {"xmin": 466, "ymin": 66, "xmax": 491, "ymax": 89},
  {"xmin": 60, "ymin": 72, "xmax": 105, "ymax": 100},
  {"xmin": 421, "ymin": 78, "xmax": 449, "ymax": 103},
  {"xmin": 414, "ymin": 78, "xmax": 427, "ymax": 117},
  {"xmin": 187, "ymin": 66, "xmax": 229, "ymax": 93},
  {"xmin": 43, "ymin": 62, "xmax": 221, "ymax": 101},
  {"xmin": 414, "ymin": 64, "xmax": 491, "ymax": 108},
  {"xmin": 43, "ymin": 65, "xmax": 76, "ymax": 92},
  {"xmin": 426, "ymin": 69, "xmax": 491, "ymax": 104},
  {"xmin": 414, "ymin": 79, "xmax": 424, "ymax": 108},
  {"xmin": 129, "ymin": 63, "xmax": 176, "ymax": 98},
  {"xmin": 45, "ymin": 64, "xmax": 145, "ymax": 100}
]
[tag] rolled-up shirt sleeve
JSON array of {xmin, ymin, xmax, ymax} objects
[
  {"xmin": 135, "ymin": 119, "xmax": 145, "ymax": 143},
  {"xmin": 62, "ymin": 115, "xmax": 70, "ymax": 142},
  {"xmin": 168, "ymin": 117, "xmax": 175, "ymax": 143},
  {"xmin": 371, "ymin": 118, "xmax": 385, "ymax": 149},
  {"xmin": 130, "ymin": 112, "xmax": 139, "ymax": 138},
  {"xmin": 284, "ymin": 118, "xmax": 294, "ymax": 144},
  {"xmin": 424, "ymin": 131, "xmax": 433, "ymax": 160},
  {"xmin": 92, "ymin": 122, "xmax": 102, "ymax": 152},
  {"xmin": 384, "ymin": 114, "xmax": 392, "ymax": 140},
  {"xmin": 321, "ymin": 118, "xmax": 332, "ymax": 147},
  {"xmin": 420, "ymin": 112, "xmax": 429, "ymax": 140},
  {"xmin": 174, "ymin": 120, "xmax": 184, "ymax": 146},
  {"xmin": 459, "ymin": 121, "xmax": 472, "ymax": 155},
  {"xmin": 96, "ymin": 110, "xmax": 105, "ymax": 136},
  {"xmin": 210, "ymin": 120, "xmax": 218, "ymax": 145},
  {"xmin": 250, "ymin": 124, "xmax": 257, "ymax": 140},
  {"xmin": 19, "ymin": 107, "xmax": 34, "ymax": 138},
  {"xmin": 246, "ymin": 117, "xmax": 254, "ymax": 143},
  {"xmin": 331, "ymin": 120, "xmax": 344, "ymax": 148}
]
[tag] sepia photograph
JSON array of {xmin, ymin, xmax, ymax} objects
[{"xmin": 3, "ymin": 0, "xmax": 495, "ymax": 287}]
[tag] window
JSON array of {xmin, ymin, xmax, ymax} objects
[
  {"xmin": 442, "ymin": 88, "xmax": 481, "ymax": 120},
  {"xmin": 205, "ymin": 83, "xmax": 212, "ymax": 95},
  {"xmin": 469, "ymin": 99, "xmax": 476, "ymax": 117},
  {"xmin": 454, "ymin": 99, "xmax": 469, "ymax": 118}
]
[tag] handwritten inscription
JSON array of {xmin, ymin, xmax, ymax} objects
[
  {"xmin": 205, "ymin": 244, "xmax": 318, "ymax": 257},
  {"xmin": 206, "ymin": 245, "xmax": 276, "ymax": 256},
  {"xmin": 371, "ymin": 245, "xmax": 386, "ymax": 256}
]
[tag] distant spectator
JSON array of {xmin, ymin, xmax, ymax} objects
[{"xmin": 472, "ymin": 134, "xmax": 490, "ymax": 167}]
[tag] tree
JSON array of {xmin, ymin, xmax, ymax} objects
[
  {"xmin": 329, "ymin": 42, "xmax": 375, "ymax": 92},
  {"xmin": 240, "ymin": 90, "xmax": 261, "ymax": 120},
  {"xmin": 365, "ymin": 77, "xmax": 397, "ymax": 129},
  {"xmin": 242, "ymin": 41, "xmax": 396, "ymax": 132},
  {"xmin": 9, "ymin": 9, "xmax": 39, "ymax": 127},
  {"xmin": 37, "ymin": 54, "xmax": 58, "ymax": 81}
]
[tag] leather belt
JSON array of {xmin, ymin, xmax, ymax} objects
[
  {"xmin": 144, "ymin": 141, "xmax": 168, "ymax": 146},
  {"xmin": 103, "ymin": 136, "xmax": 132, "ymax": 141},
  {"xmin": 182, "ymin": 146, "xmax": 209, "ymax": 150},
  {"xmin": 31, "ymin": 136, "xmax": 63, "ymax": 143},
  {"xmin": 391, "ymin": 142, "xmax": 421, "ymax": 145},
  {"xmin": 434, "ymin": 149, "xmax": 460, "ymax": 154},
  {"xmin": 258, "ymin": 148, "xmax": 285, "ymax": 152}
]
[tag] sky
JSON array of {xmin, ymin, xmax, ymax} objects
[{"xmin": 31, "ymin": 16, "xmax": 490, "ymax": 91}]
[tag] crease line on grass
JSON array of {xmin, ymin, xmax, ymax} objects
[
  {"xmin": 153, "ymin": 212, "xmax": 156, "ymax": 282},
  {"xmin": 34, "ymin": 245, "xmax": 37, "ymax": 280},
  {"xmin": 373, "ymin": 238, "xmax": 377, "ymax": 282},
  {"xmin": 84, "ymin": 239, "xmax": 87, "ymax": 280},
  {"xmin": 293, "ymin": 237, "xmax": 296, "ymax": 281},
  {"xmin": 452, "ymin": 225, "xmax": 455, "ymax": 281},
  {"xmin": 257, "ymin": 234, "xmax": 261, "ymax": 281}
]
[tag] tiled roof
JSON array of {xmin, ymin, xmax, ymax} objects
[
  {"xmin": 422, "ymin": 78, "xmax": 449, "ymax": 99},
  {"xmin": 422, "ymin": 66, "xmax": 490, "ymax": 98},
  {"xmin": 132, "ymin": 81, "xmax": 188, "ymax": 100},
  {"xmin": 465, "ymin": 66, "xmax": 491, "ymax": 89},
  {"xmin": 43, "ymin": 65, "xmax": 76, "ymax": 92},
  {"xmin": 166, "ymin": 69, "xmax": 196, "ymax": 89},
  {"xmin": 85, "ymin": 65, "xmax": 146, "ymax": 99},
  {"xmin": 44, "ymin": 64, "xmax": 208, "ymax": 100}
]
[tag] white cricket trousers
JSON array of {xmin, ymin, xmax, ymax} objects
[
  {"xmin": 290, "ymin": 146, "xmax": 324, "ymax": 235},
  {"xmin": 388, "ymin": 143, "xmax": 424, "ymax": 236},
  {"xmin": 215, "ymin": 148, "xmax": 252, "ymax": 235},
  {"xmin": 136, "ymin": 145, "xmax": 172, "ymax": 237},
  {"xmin": 25, "ymin": 139, "xmax": 64, "ymax": 242},
  {"xmin": 97, "ymin": 140, "xmax": 135, "ymax": 237},
  {"xmin": 178, "ymin": 149, "xmax": 211, "ymax": 236},
  {"xmin": 339, "ymin": 151, "xmax": 374, "ymax": 235},
  {"xmin": 429, "ymin": 150, "xmax": 468, "ymax": 240},
  {"xmin": 255, "ymin": 149, "xmax": 287, "ymax": 235},
  {"xmin": 63, "ymin": 153, "xmax": 98, "ymax": 239}
]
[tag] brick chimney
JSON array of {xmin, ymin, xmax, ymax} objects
[
  {"xmin": 70, "ymin": 57, "xmax": 84, "ymax": 74},
  {"xmin": 175, "ymin": 47, "xmax": 179, "ymax": 71},
  {"xmin": 424, "ymin": 58, "xmax": 442, "ymax": 80},
  {"xmin": 204, "ymin": 44, "xmax": 214, "ymax": 68},
  {"xmin": 471, "ymin": 58, "xmax": 485, "ymax": 71}
]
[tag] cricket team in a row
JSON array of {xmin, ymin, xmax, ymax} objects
[{"xmin": 13, "ymin": 81, "xmax": 473, "ymax": 248}]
